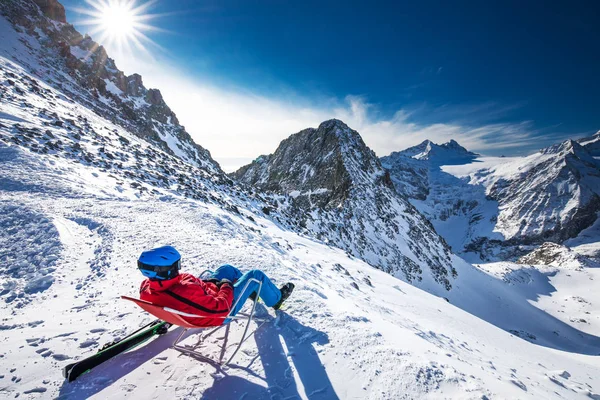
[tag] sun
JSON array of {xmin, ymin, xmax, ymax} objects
[
  {"xmin": 98, "ymin": 2, "xmax": 136, "ymax": 40},
  {"xmin": 75, "ymin": 0, "xmax": 162, "ymax": 54}
]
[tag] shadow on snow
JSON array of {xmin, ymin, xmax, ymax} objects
[{"xmin": 57, "ymin": 306, "xmax": 338, "ymax": 399}]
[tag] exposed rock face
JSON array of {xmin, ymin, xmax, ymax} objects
[
  {"xmin": 146, "ymin": 89, "xmax": 164, "ymax": 106},
  {"xmin": 126, "ymin": 73, "xmax": 144, "ymax": 96},
  {"xmin": 32, "ymin": 0, "xmax": 65, "ymax": 22},
  {"xmin": 0, "ymin": 0, "xmax": 222, "ymax": 175},
  {"xmin": 484, "ymin": 140, "xmax": 600, "ymax": 243},
  {"xmin": 233, "ymin": 121, "xmax": 388, "ymax": 209},
  {"xmin": 233, "ymin": 119, "xmax": 456, "ymax": 290},
  {"xmin": 380, "ymin": 152, "xmax": 430, "ymax": 201},
  {"xmin": 518, "ymin": 242, "xmax": 599, "ymax": 269}
]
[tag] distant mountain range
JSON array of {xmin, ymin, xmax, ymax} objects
[
  {"xmin": 388, "ymin": 139, "xmax": 479, "ymax": 164},
  {"xmin": 381, "ymin": 134, "xmax": 600, "ymax": 261}
]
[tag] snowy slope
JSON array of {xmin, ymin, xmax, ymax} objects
[{"xmin": 2, "ymin": 145, "xmax": 600, "ymax": 399}]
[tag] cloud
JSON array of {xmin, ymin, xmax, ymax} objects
[{"xmin": 106, "ymin": 46, "xmax": 554, "ymax": 172}]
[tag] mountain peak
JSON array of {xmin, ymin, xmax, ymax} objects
[
  {"xmin": 32, "ymin": 0, "xmax": 66, "ymax": 23},
  {"xmin": 232, "ymin": 121, "xmax": 455, "ymax": 290},
  {"xmin": 316, "ymin": 118, "xmax": 365, "ymax": 148},
  {"xmin": 442, "ymin": 139, "xmax": 463, "ymax": 149},
  {"xmin": 542, "ymin": 139, "xmax": 583, "ymax": 155},
  {"xmin": 541, "ymin": 139, "xmax": 599, "ymax": 167},
  {"xmin": 318, "ymin": 118, "xmax": 349, "ymax": 130},
  {"xmin": 231, "ymin": 119, "xmax": 383, "ymax": 200},
  {"xmin": 388, "ymin": 139, "xmax": 478, "ymax": 165}
]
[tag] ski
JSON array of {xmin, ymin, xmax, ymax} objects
[{"xmin": 62, "ymin": 319, "xmax": 171, "ymax": 382}]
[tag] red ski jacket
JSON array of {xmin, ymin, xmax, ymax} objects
[{"xmin": 139, "ymin": 273, "xmax": 233, "ymax": 327}]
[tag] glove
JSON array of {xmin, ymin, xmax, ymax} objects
[
  {"xmin": 204, "ymin": 278, "xmax": 219, "ymax": 284},
  {"xmin": 217, "ymin": 278, "xmax": 232, "ymax": 288}
]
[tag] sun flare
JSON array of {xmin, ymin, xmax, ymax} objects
[
  {"xmin": 75, "ymin": 0, "xmax": 161, "ymax": 53},
  {"xmin": 98, "ymin": 2, "xmax": 135, "ymax": 39}
]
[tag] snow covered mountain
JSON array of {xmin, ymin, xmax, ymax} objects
[
  {"xmin": 392, "ymin": 139, "xmax": 479, "ymax": 164},
  {"xmin": 1, "ymin": 0, "xmax": 220, "ymax": 174},
  {"xmin": 232, "ymin": 119, "xmax": 457, "ymax": 291},
  {"xmin": 382, "ymin": 140, "xmax": 500, "ymax": 260},
  {"xmin": 383, "ymin": 138, "xmax": 600, "ymax": 262},
  {"xmin": 478, "ymin": 140, "xmax": 600, "ymax": 243},
  {"xmin": 579, "ymin": 130, "xmax": 600, "ymax": 157}
]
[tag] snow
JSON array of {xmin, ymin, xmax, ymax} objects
[
  {"xmin": 153, "ymin": 122, "xmax": 189, "ymax": 162},
  {"xmin": 69, "ymin": 46, "xmax": 92, "ymax": 63},
  {"xmin": 2, "ymin": 160, "xmax": 600, "ymax": 398},
  {"xmin": 2, "ymin": 115, "xmax": 600, "ymax": 398},
  {"xmin": 103, "ymin": 79, "xmax": 123, "ymax": 96},
  {"xmin": 0, "ymin": 203, "xmax": 61, "ymax": 304},
  {"xmin": 566, "ymin": 212, "xmax": 600, "ymax": 260},
  {"xmin": 441, "ymin": 156, "xmax": 524, "ymax": 178},
  {"xmin": 130, "ymin": 95, "xmax": 149, "ymax": 109}
]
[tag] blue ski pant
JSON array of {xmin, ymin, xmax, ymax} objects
[{"xmin": 211, "ymin": 264, "xmax": 281, "ymax": 316}]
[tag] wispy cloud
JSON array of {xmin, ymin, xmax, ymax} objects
[{"xmin": 104, "ymin": 47, "xmax": 569, "ymax": 172}]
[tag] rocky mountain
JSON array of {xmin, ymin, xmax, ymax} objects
[
  {"xmin": 0, "ymin": 0, "xmax": 289, "ymax": 223},
  {"xmin": 473, "ymin": 140, "xmax": 600, "ymax": 244},
  {"xmin": 383, "ymin": 137, "xmax": 600, "ymax": 262},
  {"xmin": 232, "ymin": 119, "xmax": 457, "ymax": 291},
  {"xmin": 381, "ymin": 140, "xmax": 499, "ymax": 260},
  {"xmin": 380, "ymin": 152, "xmax": 430, "ymax": 200},
  {"xmin": 391, "ymin": 139, "xmax": 479, "ymax": 164},
  {"xmin": 1, "ymin": 0, "xmax": 221, "ymax": 175}
]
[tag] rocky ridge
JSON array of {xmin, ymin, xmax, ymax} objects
[
  {"xmin": 233, "ymin": 119, "xmax": 457, "ymax": 291},
  {"xmin": 1, "ymin": 0, "xmax": 220, "ymax": 174},
  {"xmin": 518, "ymin": 242, "xmax": 599, "ymax": 269}
]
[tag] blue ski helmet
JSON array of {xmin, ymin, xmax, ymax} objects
[{"xmin": 137, "ymin": 246, "xmax": 181, "ymax": 280}]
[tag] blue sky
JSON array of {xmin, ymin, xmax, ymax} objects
[{"xmin": 62, "ymin": 0, "xmax": 600, "ymax": 170}]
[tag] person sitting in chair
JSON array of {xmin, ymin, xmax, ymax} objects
[{"xmin": 138, "ymin": 246, "xmax": 294, "ymax": 327}]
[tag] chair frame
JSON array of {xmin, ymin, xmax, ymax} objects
[{"xmin": 122, "ymin": 278, "xmax": 267, "ymax": 366}]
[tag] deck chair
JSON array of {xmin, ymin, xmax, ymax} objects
[{"xmin": 122, "ymin": 278, "xmax": 267, "ymax": 366}]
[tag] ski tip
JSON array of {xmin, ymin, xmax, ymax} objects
[{"xmin": 62, "ymin": 364, "xmax": 74, "ymax": 380}]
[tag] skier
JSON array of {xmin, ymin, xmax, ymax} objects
[{"xmin": 137, "ymin": 246, "xmax": 295, "ymax": 326}]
